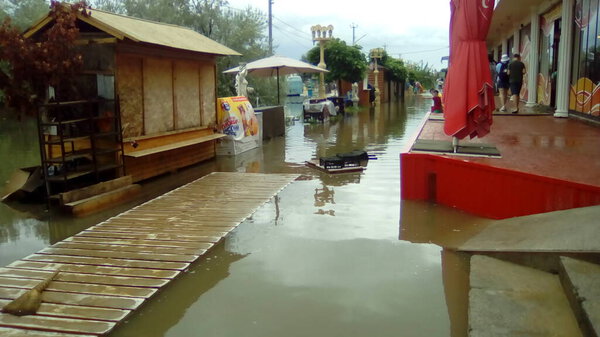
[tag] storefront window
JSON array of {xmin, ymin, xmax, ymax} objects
[
  {"xmin": 537, "ymin": 4, "xmax": 562, "ymax": 106},
  {"xmin": 570, "ymin": 0, "xmax": 600, "ymax": 116}
]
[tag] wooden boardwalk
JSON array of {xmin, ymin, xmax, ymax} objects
[{"xmin": 0, "ymin": 172, "xmax": 298, "ymax": 336}]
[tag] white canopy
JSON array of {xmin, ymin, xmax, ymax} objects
[{"xmin": 223, "ymin": 55, "xmax": 327, "ymax": 76}]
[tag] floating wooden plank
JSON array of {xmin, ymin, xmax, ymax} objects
[
  {"xmin": 64, "ymin": 236, "xmax": 213, "ymax": 250},
  {"xmin": 38, "ymin": 248, "xmax": 198, "ymax": 263},
  {"xmin": 52, "ymin": 242, "xmax": 205, "ymax": 256},
  {"xmin": 0, "ymin": 277, "xmax": 155, "ymax": 298},
  {"xmin": 0, "ymin": 326, "xmax": 95, "ymax": 337},
  {"xmin": 89, "ymin": 224, "xmax": 233, "ymax": 235},
  {"xmin": 65, "ymin": 184, "xmax": 142, "ymax": 218},
  {"xmin": 0, "ymin": 268, "xmax": 168, "ymax": 288},
  {"xmin": 23, "ymin": 254, "xmax": 189, "ymax": 270},
  {"xmin": 6, "ymin": 261, "xmax": 179, "ymax": 279},
  {"xmin": 59, "ymin": 176, "xmax": 133, "ymax": 205},
  {"xmin": 75, "ymin": 231, "xmax": 222, "ymax": 243},
  {"xmin": 0, "ymin": 312, "xmax": 115, "ymax": 335},
  {"xmin": 103, "ymin": 219, "xmax": 238, "ymax": 227},
  {"xmin": 0, "ymin": 172, "xmax": 298, "ymax": 336},
  {"xmin": 0, "ymin": 299, "xmax": 129, "ymax": 322},
  {"xmin": 94, "ymin": 223, "xmax": 236, "ymax": 233},
  {"xmin": 0, "ymin": 288, "xmax": 143, "ymax": 310}
]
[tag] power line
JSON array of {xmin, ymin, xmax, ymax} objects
[
  {"xmin": 272, "ymin": 15, "xmax": 310, "ymax": 37},
  {"xmin": 272, "ymin": 24, "xmax": 312, "ymax": 50},
  {"xmin": 272, "ymin": 26, "xmax": 311, "ymax": 49},
  {"xmin": 269, "ymin": 19, "xmax": 310, "ymax": 41}
]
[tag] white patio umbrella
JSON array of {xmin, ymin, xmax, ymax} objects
[{"xmin": 223, "ymin": 55, "xmax": 328, "ymax": 104}]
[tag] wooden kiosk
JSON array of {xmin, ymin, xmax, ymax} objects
[{"xmin": 25, "ymin": 8, "xmax": 239, "ymax": 188}]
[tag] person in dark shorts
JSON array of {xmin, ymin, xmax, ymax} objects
[
  {"xmin": 508, "ymin": 53, "xmax": 526, "ymax": 114},
  {"xmin": 495, "ymin": 54, "xmax": 510, "ymax": 112}
]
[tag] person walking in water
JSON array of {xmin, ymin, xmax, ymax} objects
[
  {"xmin": 495, "ymin": 54, "xmax": 510, "ymax": 112},
  {"xmin": 507, "ymin": 53, "xmax": 526, "ymax": 114}
]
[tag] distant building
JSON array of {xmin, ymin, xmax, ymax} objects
[{"xmin": 487, "ymin": 0, "xmax": 599, "ymax": 122}]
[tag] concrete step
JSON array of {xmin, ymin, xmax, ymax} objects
[
  {"xmin": 469, "ymin": 255, "xmax": 583, "ymax": 337},
  {"xmin": 459, "ymin": 205, "xmax": 600, "ymax": 253},
  {"xmin": 559, "ymin": 257, "xmax": 600, "ymax": 337}
]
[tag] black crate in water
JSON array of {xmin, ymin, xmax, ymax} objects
[
  {"xmin": 320, "ymin": 156, "xmax": 345, "ymax": 169},
  {"xmin": 336, "ymin": 151, "xmax": 369, "ymax": 167}
]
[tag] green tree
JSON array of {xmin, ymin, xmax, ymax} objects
[
  {"xmin": 305, "ymin": 38, "xmax": 367, "ymax": 83},
  {"xmin": 90, "ymin": 0, "xmax": 273, "ymax": 102},
  {"xmin": 90, "ymin": 0, "xmax": 125, "ymax": 13},
  {"xmin": 0, "ymin": 1, "xmax": 88, "ymax": 116},
  {"xmin": 214, "ymin": 7, "xmax": 270, "ymax": 98},
  {"xmin": 0, "ymin": 0, "xmax": 49, "ymax": 30},
  {"xmin": 407, "ymin": 61, "xmax": 437, "ymax": 89},
  {"xmin": 120, "ymin": 0, "xmax": 190, "ymax": 25}
]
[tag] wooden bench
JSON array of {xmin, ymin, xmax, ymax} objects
[{"xmin": 124, "ymin": 134, "xmax": 226, "ymax": 158}]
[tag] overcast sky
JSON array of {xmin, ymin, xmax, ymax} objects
[{"xmin": 226, "ymin": 0, "xmax": 450, "ymax": 69}]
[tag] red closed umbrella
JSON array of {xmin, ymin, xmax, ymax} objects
[{"xmin": 443, "ymin": 0, "xmax": 495, "ymax": 139}]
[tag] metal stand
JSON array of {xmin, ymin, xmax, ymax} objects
[{"xmin": 452, "ymin": 136, "xmax": 459, "ymax": 153}]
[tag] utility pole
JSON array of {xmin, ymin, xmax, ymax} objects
[
  {"xmin": 268, "ymin": 0, "xmax": 273, "ymax": 55},
  {"xmin": 350, "ymin": 23, "xmax": 358, "ymax": 45}
]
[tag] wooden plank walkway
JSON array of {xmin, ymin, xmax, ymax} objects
[{"xmin": 0, "ymin": 172, "xmax": 298, "ymax": 336}]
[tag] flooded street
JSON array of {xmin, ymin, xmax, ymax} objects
[{"xmin": 0, "ymin": 96, "xmax": 485, "ymax": 336}]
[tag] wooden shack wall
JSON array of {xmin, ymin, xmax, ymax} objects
[
  {"xmin": 115, "ymin": 47, "xmax": 220, "ymax": 182},
  {"xmin": 199, "ymin": 63, "xmax": 217, "ymax": 126},
  {"xmin": 116, "ymin": 55, "xmax": 144, "ymax": 137},
  {"xmin": 143, "ymin": 57, "xmax": 174, "ymax": 134},
  {"xmin": 174, "ymin": 61, "xmax": 201, "ymax": 129},
  {"xmin": 116, "ymin": 52, "xmax": 217, "ymax": 139}
]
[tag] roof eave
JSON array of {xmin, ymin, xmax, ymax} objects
[
  {"xmin": 23, "ymin": 15, "xmax": 53, "ymax": 38},
  {"xmin": 21, "ymin": 9, "xmax": 241, "ymax": 57}
]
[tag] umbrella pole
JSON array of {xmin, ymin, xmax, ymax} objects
[
  {"xmin": 277, "ymin": 68, "xmax": 280, "ymax": 105},
  {"xmin": 452, "ymin": 136, "xmax": 459, "ymax": 153}
]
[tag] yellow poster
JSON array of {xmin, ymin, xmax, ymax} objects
[{"xmin": 217, "ymin": 97, "xmax": 259, "ymax": 141}]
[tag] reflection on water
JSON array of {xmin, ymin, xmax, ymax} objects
[
  {"xmin": 0, "ymin": 96, "xmax": 484, "ymax": 337},
  {"xmin": 400, "ymin": 200, "xmax": 491, "ymax": 249}
]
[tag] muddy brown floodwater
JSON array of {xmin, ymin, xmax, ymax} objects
[{"xmin": 0, "ymin": 96, "xmax": 487, "ymax": 337}]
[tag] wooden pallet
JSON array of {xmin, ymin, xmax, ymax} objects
[{"xmin": 0, "ymin": 172, "xmax": 298, "ymax": 336}]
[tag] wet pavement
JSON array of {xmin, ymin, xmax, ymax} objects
[
  {"xmin": 0, "ymin": 97, "xmax": 484, "ymax": 336},
  {"xmin": 418, "ymin": 114, "xmax": 600, "ymax": 187}
]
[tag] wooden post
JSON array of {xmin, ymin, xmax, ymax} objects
[{"xmin": 172, "ymin": 61, "xmax": 177, "ymax": 129}]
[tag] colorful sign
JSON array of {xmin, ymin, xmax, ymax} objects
[
  {"xmin": 217, "ymin": 96, "xmax": 260, "ymax": 141},
  {"xmin": 570, "ymin": 77, "xmax": 600, "ymax": 116}
]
